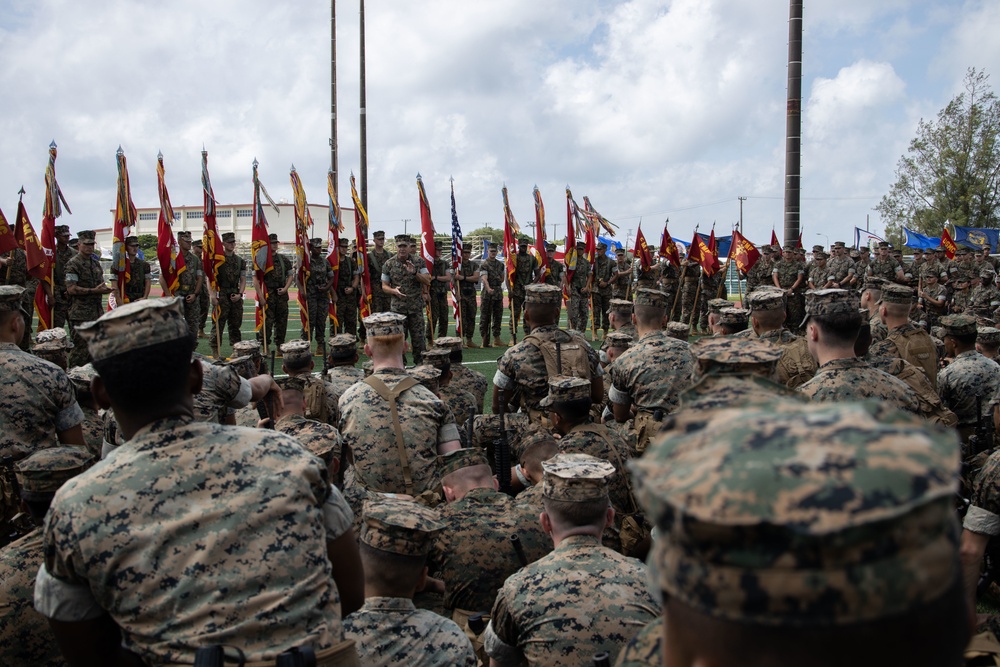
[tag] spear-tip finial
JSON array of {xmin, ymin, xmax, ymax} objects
[
  {"xmin": 202, "ymin": 144, "xmax": 206, "ymax": 154},
  {"xmin": 49, "ymin": 140, "xmax": 57, "ymax": 149},
  {"xmin": 449, "ymin": 175, "xmax": 454, "ymax": 184},
  {"xmin": 157, "ymin": 150, "xmax": 163, "ymax": 161},
  {"xmin": 290, "ymin": 164, "xmax": 296, "ymax": 172},
  {"xmin": 533, "ymin": 184, "xmax": 538, "ymax": 191},
  {"xmin": 416, "ymin": 172, "xmax": 422, "ymax": 181},
  {"xmin": 18, "ymin": 186, "xmax": 25, "ymax": 196},
  {"xmin": 253, "ymin": 157, "xmax": 259, "ymax": 169},
  {"xmin": 116, "ymin": 145, "xmax": 124, "ymax": 157}
]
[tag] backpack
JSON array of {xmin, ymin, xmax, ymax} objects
[
  {"xmin": 523, "ymin": 330, "xmax": 592, "ymax": 380},
  {"xmin": 888, "ymin": 326, "xmax": 938, "ymax": 389},
  {"xmin": 303, "ymin": 376, "xmax": 331, "ymax": 424}
]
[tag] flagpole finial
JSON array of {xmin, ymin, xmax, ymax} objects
[
  {"xmin": 18, "ymin": 186, "xmax": 25, "ymax": 196},
  {"xmin": 252, "ymin": 158, "xmax": 259, "ymax": 169},
  {"xmin": 290, "ymin": 164, "xmax": 296, "ymax": 172},
  {"xmin": 449, "ymin": 175, "xmax": 454, "ymax": 184},
  {"xmin": 416, "ymin": 172, "xmax": 422, "ymax": 181},
  {"xmin": 157, "ymin": 150, "xmax": 163, "ymax": 160},
  {"xmin": 49, "ymin": 140, "xmax": 57, "ymax": 149},
  {"xmin": 116, "ymin": 145, "xmax": 124, "ymax": 157}
]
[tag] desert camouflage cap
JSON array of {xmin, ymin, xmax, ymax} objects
[
  {"xmin": 977, "ymin": 316, "xmax": 996, "ymax": 328},
  {"xmin": 920, "ymin": 265, "xmax": 939, "ymax": 279},
  {"xmin": 15, "ymin": 446, "xmax": 93, "ymax": 499},
  {"xmin": 633, "ymin": 401, "xmax": 960, "ymax": 627},
  {"xmin": 232, "ymin": 340, "xmax": 260, "ymax": 357},
  {"xmin": 276, "ymin": 375, "xmax": 308, "ymax": 392},
  {"xmin": 439, "ymin": 447, "xmax": 491, "ymax": 478},
  {"xmin": 34, "ymin": 327, "xmax": 73, "ymax": 350},
  {"xmin": 78, "ymin": 297, "xmax": 189, "ymax": 362},
  {"xmin": 364, "ymin": 312, "xmax": 407, "ymax": 337},
  {"xmin": 981, "ymin": 266, "xmax": 997, "ymax": 278},
  {"xmin": 77, "ymin": 230, "xmax": 96, "ymax": 241},
  {"xmin": 634, "ymin": 288, "xmax": 669, "ymax": 310},
  {"xmin": 309, "ymin": 237, "xmax": 324, "ymax": 248},
  {"xmin": 607, "ymin": 298, "xmax": 633, "ymax": 315},
  {"xmin": 745, "ymin": 288, "xmax": 785, "ymax": 312},
  {"xmin": 433, "ymin": 336, "xmax": 463, "ymax": 351},
  {"xmin": 707, "ymin": 298, "xmax": 731, "ymax": 314},
  {"xmin": 604, "ymin": 332, "xmax": 633, "ymax": 348},
  {"xmin": 525, "ymin": 283, "xmax": 562, "ymax": 305},
  {"xmin": 811, "ymin": 244, "xmax": 824, "ymax": 253},
  {"xmin": 691, "ymin": 336, "xmax": 782, "ymax": 366},
  {"xmin": 717, "ymin": 307, "xmax": 748, "ymax": 327},
  {"xmin": 978, "ymin": 326, "xmax": 1000, "ymax": 346},
  {"xmin": 0, "ymin": 285, "xmax": 25, "ymax": 312},
  {"xmin": 328, "ymin": 334, "xmax": 357, "ymax": 354},
  {"xmin": 360, "ymin": 498, "xmax": 444, "ymax": 556},
  {"xmin": 221, "ymin": 232, "xmax": 236, "ymax": 243},
  {"xmin": 940, "ymin": 314, "xmax": 977, "ymax": 337},
  {"xmin": 539, "ymin": 375, "xmax": 592, "ymax": 408},
  {"xmin": 802, "ymin": 288, "xmax": 857, "ymax": 326},
  {"xmin": 880, "ymin": 283, "xmax": 913, "ymax": 305},
  {"xmin": 280, "ymin": 339, "xmax": 312, "ymax": 364},
  {"xmin": 373, "ymin": 230, "xmax": 385, "ymax": 238},
  {"xmin": 410, "ymin": 364, "xmax": 441, "ymax": 389},
  {"xmin": 666, "ymin": 322, "xmax": 691, "ymax": 340},
  {"xmin": 833, "ymin": 241, "xmax": 846, "ymax": 248},
  {"xmin": 542, "ymin": 452, "xmax": 614, "ymax": 503}
]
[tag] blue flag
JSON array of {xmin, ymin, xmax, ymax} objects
[
  {"xmin": 598, "ymin": 235, "xmax": 622, "ymax": 258},
  {"xmin": 902, "ymin": 227, "xmax": 941, "ymax": 250},
  {"xmin": 697, "ymin": 233, "xmax": 732, "ymax": 260},
  {"xmin": 953, "ymin": 225, "xmax": 999, "ymax": 253}
]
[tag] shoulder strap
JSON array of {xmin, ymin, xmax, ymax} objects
[{"xmin": 364, "ymin": 375, "xmax": 420, "ymax": 495}]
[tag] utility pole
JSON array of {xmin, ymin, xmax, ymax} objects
[
  {"xmin": 738, "ymin": 196, "xmax": 747, "ymax": 234},
  {"xmin": 330, "ymin": 0, "xmax": 338, "ymax": 198},
  {"xmin": 782, "ymin": 0, "xmax": 803, "ymax": 249},
  {"xmin": 359, "ymin": 0, "xmax": 368, "ymax": 211},
  {"xmin": 402, "ymin": 218, "xmax": 411, "ymax": 236}
]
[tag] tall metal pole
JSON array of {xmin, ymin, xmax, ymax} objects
[
  {"xmin": 330, "ymin": 0, "xmax": 338, "ymax": 196},
  {"xmin": 738, "ymin": 196, "xmax": 747, "ymax": 234},
  {"xmin": 783, "ymin": 0, "xmax": 802, "ymax": 249},
  {"xmin": 359, "ymin": 0, "xmax": 369, "ymax": 211}
]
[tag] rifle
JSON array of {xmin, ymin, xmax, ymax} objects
[
  {"xmin": 510, "ymin": 533, "xmax": 528, "ymax": 567},
  {"xmin": 269, "ymin": 350, "xmax": 276, "ymax": 377},
  {"xmin": 496, "ymin": 397, "xmax": 512, "ymax": 494},
  {"xmin": 968, "ymin": 393, "xmax": 995, "ymax": 460},
  {"xmin": 256, "ymin": 392, "xmax": 276, "ymax": 430}
]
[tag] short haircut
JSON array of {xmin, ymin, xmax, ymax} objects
[
  {"xmin": 442, "ymin": 464, "xmax": 494, "ymax": 495},
  {"xmin": 543, "ymin": 496, "xmax": 609, "ymax": 530},
  {"xmin": 719, "ymin": 321, "xmax": 748, "ymax": 335},
  {"xmin": 367, "ymin": 333, "xmax": 405, "ymax": 354},
  {"xmin": 634, "ymin": 304, "xmax": 665, "ymax": 328},
  {"xmin": 525, "ymin": 302, "xmax": 560, "ymax": 326},
  {"xmin": 92, "ymin": 338, "xmax": 195, "ymax": 413},
  {"xmin": 359, "ymin": 543, "xmax": 427, "ymax": 593},
  {"xmin": 752, "ymin": 308, "xmax": 785, "ymax": 329},
  {"xmin": 811, "ymin": 311, "xmax": 863, "ymax": 345},
  {"xmin": 550, "ymin": 398, "xmax": 593, "ymax": 424},
  {"xmin": 447, "ymin": 349, "xmax": 464, "ymax": 364},
  {"xmin": 854, "ymin": 323, "xmax": 873, "ymax": 357},
  {"xmin": 0, "ymin": 309, "xmax": 23, "ymax": 328},
  {"xmin": 948, "ymin": 331, "xmax": 978, "ymax": 347},
  {"xmin": 882, "ymin": 301, "xmax": 911, "ymax": 318},
  {"xmin": 521, "ymin": 435, "xmax": 558, "ymax": 476},
  {"xmin": 282, "ymin": 354, "xmax": 313, "ymax": 373}
]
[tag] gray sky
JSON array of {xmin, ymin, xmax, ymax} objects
[{"xmin": 2, "ymin": 0, "xmax": 999, "ymax": 248}]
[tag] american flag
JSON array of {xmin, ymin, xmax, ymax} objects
[{"xmin": 450, "ymin": 178, "xmax": 463, "ymax": 336}]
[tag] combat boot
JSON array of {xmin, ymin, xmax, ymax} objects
[
  {"xmin": 315, "ymin": 342, "xmax": 325, "ymax": 359},
  {"xmin": 481, "ymin": 337, "xmax": 491, "ymax": 348},
  {"xmin": 465, "ymin": 338, "xmax": 479, "ymax": 348}
]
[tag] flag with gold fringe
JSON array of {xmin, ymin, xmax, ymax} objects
[
  {"xmin": 111, "ymin": 146, "xmax": 137, "ymax": 308},
  {"xmin": 326, "ymin": 169, "xmax": 343, "ymax": 326},
  {"xmin": 501, "ymin": 185, "xmax": 520, "ymax": 289},
  {"xmin": 251, "ymin": 159, "xmax": 278, "ymax": 334},
  {"xmin": 533, "ymin": 186, "xmax": 548, "ymax": 282},
  {"xmin": 658, "ymin": 220, "xmax": 681, "ymax": 266},
  {"xmin": 37, "ymin": 141, "xmax": 69, "ymax": 330},
  {"xmin": 564, "ymin": 187, "xmax": 581, "ymax": 302},
  {"xmin": 201, "ymin": 149, "xmax": 225, "ymax": 327},
  {"xmin": 156, "ymin": 152, "xmax": 185, "ymax": 295},
  {"xmin": 350, "ymin": 173, "xmax": 372, "ymax": 319},
  {"xmin": 289, "ymin": 165, "xmax": 313, "ymax": 333}
]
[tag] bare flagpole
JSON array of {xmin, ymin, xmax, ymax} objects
[{"xmin": 783, "ymin": 0, "xmax": 803, "ymax": 249}]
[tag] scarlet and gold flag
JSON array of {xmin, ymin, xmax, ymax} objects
[
  {"xmin": 533, "ymin": 186, "xmax": 548, "ymax": 282},
  {"xmin": 730, "ymin": 229, "xmax": 761, "ymax": 274},
  {"xmin": 350, "ymin": 173, "xmax": 372, "ymax": 319},
  {"xmin": 658, "ymin": 221, "xmax": 681, "ymax": 266},
  {"xmin": 156, "ymin": 152, "xmax": 185, "ymax": 295},
  {"xmin": 770, "ymin": 229, "xmax": 781, "ymax": 252},
  {"xmin": 703, "ymin": 227, "xmax": 721, "ymax": 277},
  {"xmin": 37, "ymin": 142, "xmax": 69, "ymax": 330},
  {"xmin": 501, "ymin": 185, "xmax": 520, "ymax": 288},
  {"xmin": 0, "ymin": 207, "xmax": 16, "ymax": 254},
  {"xmin": 251, "ymin": 159, "xmax": 278, "ymax": 333},
  {"xmin": 564, "ymin": 188, "xmax": 580, "ymax": 302},
  {"xmin": 111, "ymin": 146, "xmax": 137, "ymax": 306},
  {"xmin": 941, "ymin": 227, "xmax": 957, "ymax": 260},
  {"xmin": 201, "ymin": 149, "xmax": 225, "ymax": 307},
  {"xmin": 692, "ymin": 232, "xmax": 717, "ymax": 277},
  {"xmin": 327, "ymin": 169, "xmax": 343, "ymax": 326},
  {"xmin": 634, "ymin": 225, "xmax": 653, "ymax": 271},
  {"xmin": 289, "ymin": 165, "xmax": 314, "ymax": 332},
  {"xmin": 417, "ymin": 174, "xmax": 436, "ymax": 273}
]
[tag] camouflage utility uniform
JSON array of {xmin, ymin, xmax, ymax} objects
[
  {"xmin": 175, "ymin": 249, "xmax": 203, "ymax": 339},
  {"xmin": 510, "ymin": 251, "xmax": 540, "ymax": 336},
  {"xmin": 209, "ymin": 252, "xmax": 247, "ymax": 348},
  {"xmin": 305, "ymin": 257, "xmax": 334, "ymax": 348},
  {"xmin": 382, "ymin": 256, "xmax": 430, "ymax": 363},
  {"xmin": 64, "ymin": 251, "xmax": 106, "ymax": 365},
  {"xmin": 797, "ymin": 357, "xmax": 920, "ymax": 414},
  {"xmin": 478, "ymin": 256, "xmax": 505, "ymax": 344},
  {"xmin": 593, "ymin": 252, "xmax": 614, "ymax": 333},
  {"xmin": 567, "ymin": 255, "xmax": 591, "ymax": 332},
  {"xmin": 258, "ymin": 251, "xmax": 292, "ymax": 350},
  {"xmin": 344, "ymin": 597, "xmax": 475, "ymax": 667}
]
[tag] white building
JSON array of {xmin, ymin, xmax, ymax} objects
[{"xmin": 93, "ymin": 202, "xmax": 358, "ymax": 250}]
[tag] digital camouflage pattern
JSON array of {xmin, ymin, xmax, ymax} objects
[
  {"xmin": 122, "ymin": 256, "xmax": 151, "ymax": 302},
  {"xmin": 678, "ymin": 261, "xmax": 700, "ymax": 325},
  {"xmin": 633, "ymin": 401, "xmax": 961, "ymax": 627},
  {"xmin": 0, "ymin": 343, "xmax": 83, "ymax": 460},
  {"xmin": 336, "ymin": 252, "xmax": 360, "ymax": 337},
  {"xmin": 677, "ymin": 372, "xmax": 805, "ymax": 416},
  {"xmin": 326, "ymin": 364, "xmax": 365, "ymax": 400},
  {"xmin": 557, "ymin": 423, "xmax": 636, "ymax": 519},
  {"xmin": 864, "ymin": 354, "xmax": 958, "ymax": 426},
  {"xmin": 567, "ymin": 255, "xmax": 591, "ymax": 332},
  {"xmin": 937, "ymin": 349, "xmax": 1000, "ymax": 426},
  {"xmin": 0, "ymin": 529, "xmax": 66, "ymax": 666},
  {"xmin": 495, "ymin": 324, "xmax": 602, "ymax": 418},
  {"xmin": 339, "ymin": 367, "xmax": 460, "ymax": 495},
  {"xmin": 450, "ymin": 364, "xmax": 488, "ymax": 413},
  {"xmin": 209, "ymin": 251, "xmax": 247, "ymax": 347},
  {"xmin": 485, "ymin": 534, "xmax": 659, "ymax": 667},
  {"xmin": 869, "ymin": 322, "xmax": 939, "ymax": 388},
  {"xmin": 796, "ymin": 357, "xmax": 921, "ymax": 414},
  {"xmin": 613, "ymin": 618, "xmax": 661, "ymax": 667},
  {"xmin": 868, "ymin": 256, "xmax": 903, "ymax": 282},
  {"xmin": 176, "ymin": 248, "xmax": 203, "ymax": 338},
  {"xmin": 456, "ymin": 258, "xmax": 479, "ymax": 338},
  {"xmin": 38, "ymin": 416, "xmax": 352, "ymax": 665},
  {"xmin": 192, "ymin": 357, "xmax": 248, "ymax": 423},
  {"xmin": 305, "ymin": 252, "xmax": 334, "ymax": 346},
  {"xmin": 607, "ymin": 330, "xmax": 696, "ymax": 414},
  {"xmin": 344, "ymin": 597, "xmax": 476, "ymax": 667},
  {"xmin": 381, "ymin": 255, "xmax": 429, "ymax": 362},
  {"xmin": 367, "ymin": 245, "xmax": 393, "ymax": 313},
  {"xmin": 53, "ymin": 242, "xmax": 73, "ymax": 328},
  {"xmin": 478, "ymin": 255, "xmax": 505, "ymax": 342},
  {"xmin": 966, "ymin": 450, "xmax": 1000, "ymax": 537},
  {"xmin": 258, "ymin": 251, "xmax": 293, "ymax": 351},
  {"xmin": 274, "ymin": 413, "xmax": 343, "ymax": 474},
  {"xmin": 755, "ymin": 328, "xmax": 817, "ymax": 388},
  {"xmin": 431, "ymin": 487, "xmax": 550, "ymax": 613},
  {"xmin": 745, "ymin": 254, "xmax": 774, "ymax": 293},
  {"xmin": 64, "ymin": 250, "xmax": 106, "ymax": 365}
]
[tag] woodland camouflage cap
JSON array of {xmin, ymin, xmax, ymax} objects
[
  {"xmin": 438, "ymin": 447, "xmax": 491, "ymax": 479},
  {"xmin": 632, "ymin": 401, "xmax": 961, "ymax": 627},
  {"xmin": 360, "ymin": 498, "xmax": 444, "ymax": 556},
  {"xmin": 542, "ymin": 452, "xmax": 614, "ymax": 503}
]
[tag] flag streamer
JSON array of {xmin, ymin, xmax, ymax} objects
[
  {"xmin": 350, "ymin": 173, "xmax": 372, "ymax": 319},
  {"xmin": 289, "ymin": 166, "xmax": 314, "ymax": 333},
  {"xmin": 156, "ymin": 152, "xmax": 185, "ymax": 294}
]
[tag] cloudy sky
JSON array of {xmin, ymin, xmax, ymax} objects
[{"xmin": 1, "ymin": 0, "xmax": 999, "ymax": 249}]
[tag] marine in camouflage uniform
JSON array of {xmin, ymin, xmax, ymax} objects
[
  {"xmin": 970, "ymin": 268, "xmax": 1000, "ymax": 317},
  {"xmin": 345, "ymin": 498, "xmax": 476, "ymax": 667},
  {"xmin": 188, "ymin": 237, "xmax": 209, "ymax": 338},
  {"xmin": 632, "ymin": 401, "xmax": 965, "ymax": 667},
  {"xmin": 744, "ymin": 288, "xmax": 817, "ymax": 388},
  {"xmin": 367, "ymin": 230, "xmax": 392, "ymax": 314},
  {"xmin": 592, "ymin": 243, "xmax": 614, "ymax": 334},
  {"xmin": 697, "ymin": 265, "xmax": 727, "ymax": 332},
  {"xmin": 35, "ymin": 298, "xmax": 361, "ymax": 666},
  {"xmin": 614, "ymin": 619, "xmax": 661, "ymax": 667},
  {"xmin": 382, "ymin": 235, "xmax": 431, "ymax": 364},
  {"xmin": 121, "ymin": 248, "xmax": 151, "ymax": 304},
  {"xmin": 274, "ymin": 410, "xmax": 343, "ymax": 482},
  {"xmin": 324, "ymin": 334, "xmax": 365, "ymax": 397},
  {"xmin": 428, "ymin": 240, "xmax": 451, "ymax": 340},
  {"xmin": 484, "ymin": 454, "xmax": 660, "ymax": 666},
  {"xmin": 796, "ymin": 288, "xmax": 921, "ymax": 415},
  {"xmin": 543, "ymin": 242, "xmax": 564, "ymax": 289},
  {"xmin": 435, "ymin": 337, "xmax": 488, "ymax": 412},
  {"xmin": 339, "ymin": 313, "xmax": 460, "ymax": 495},
  {"xmin": 824, "ymin": 241, "xmax": 857, "ymax": 290},
  {"xmin": 455, "ymin": 248, "xmax": 480, "ymax": 346},
  {"xmin": 256, "ymin": 233, "xmax": 293, "ymax": 353},
  {"xmin": 431, "ymin": 449, "xmax": 550, "ymax": 617},
  {"xmin": 744, "ymin": 245, "xmax": 775, "ymax": 293},
  {"xmin": 611, "ymin": 249, "xmax": 631, "ymax": 299},
  {"xmin": 0, "ymin": 247, "xmax": 33, "ymax": 350},
  {"xmin": 281, "ymin": 340, "xmax": 341, "ymax": 426},
  {"xmin": 608, "ymin": 289, "xmax": 696, "ymax": 452},
  {"xmin": 509, "ymin": 240, "xmax": 540, "ymax": 339},
  {"xmin": 52, "ymin": 225, "xmax": 72, "ymax": 328},
  {"xmin": 479, "ymin": 244, "xmax": 505, "ymax": 346},
  {"xmin": 678, "ymin": 258, "xmax": 701, "ymax": 326},
  {"xmin": 567, "ymin": 241, "xmax": 592, "ymax": 333},
  {"xmin": 937, "ymin": 314, "xmax": 1000, "ymax": 443},
  {"xmin": 950, "ymin": 272, "xmax": 973, "ymax": 314},
  {"xmin": 66, "ymin": 364, "xmax": 103, "ymax": 458},
  {"xmin": 867, "ymin": 242, "xmax": 905, "ymax": 282},
  {"xmin": 304, "ymin": 238, "xmax": 335, "ymax": 352},
  {"xmin": 333, "ymin": 237, "xmax": 359, "ymax": 337},
  {"xmin": 806, "ymin": 250, "xmax": 830, "ymax": 289},
  {"xmin": 208, "ymin": 231, "xmax": 247, "ymax": 353},
  {"xmin": 0, "ymin": 447, "xmax": 91, "ymax": 667},
  {"xmin": 64, "ymin": 230, "xmax": 109, "ymax": 366},
  {"xmin": 421, "ymin": 348, "xmax": 477, "ymax": 436},
  {"xmin": 771, "ymin": 251, "xmax": 805, "ymax": 333},
  {"xmin": 868, "ymin": 282, "xmax": 938, "ymax": 389}
]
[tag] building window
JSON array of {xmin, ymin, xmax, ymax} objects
[
  {"xmin": 236, "ymin": 209, "xmax": 253, "ymax": 218},
  {"xmin": 186, "ymin": 210, "xmax": 203, "ymax": 219},
  {"xmin": 174, "ymin": 212, "xmax": 181, "ymax": 221},
  {"xmin": 217, "ymin": 210, "xmax": 232, "ymax": 218},
  {"xmin": 138, "ymin": 212, "xmax": 158, "ymax": 221}
]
